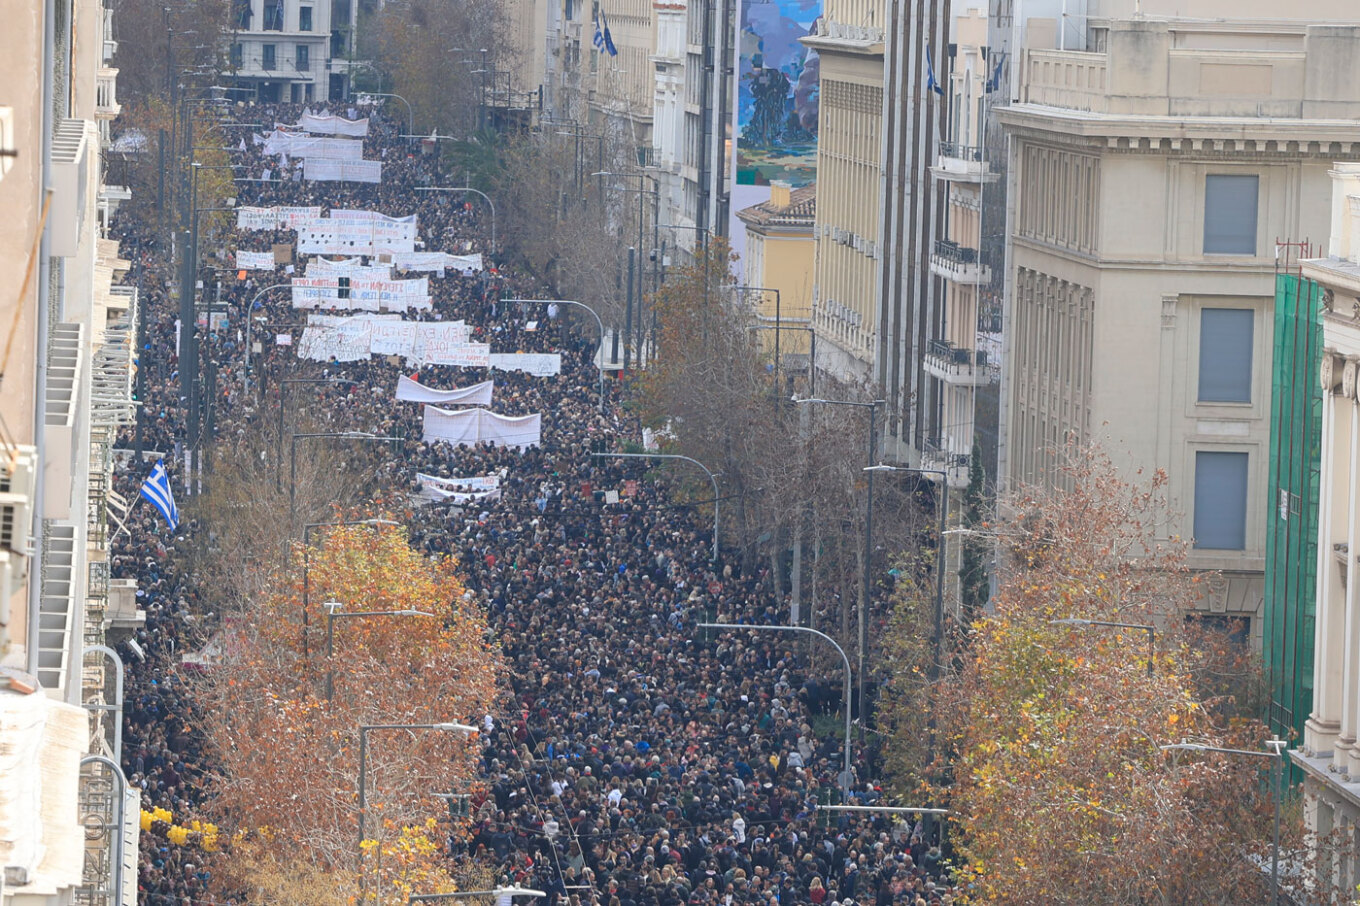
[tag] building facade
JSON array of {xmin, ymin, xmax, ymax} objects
[
  {"xmin": 0, "ymin": 2, "xmax": 140, "ymax": 904},
  {"xmin": 736, "ymin": 182, "xmax": 816, "ymax": 379},
  {"xmin": 229, "ymin": 0, "xmax": 336, "ymax": 102},
  {"xmin": 1295, "ymin": 161, "xmax": 1360, "ymax": 897},
  {"xmin": 996, "ymin": 15, "xmax": 1360, "ymax": 639}
]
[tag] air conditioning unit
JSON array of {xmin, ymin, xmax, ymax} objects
[{"xmin": 0, "ymin": 446, "xmax": 38, "ymax": 558}]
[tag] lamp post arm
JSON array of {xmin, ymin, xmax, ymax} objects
[
  {"xmin": 700, "ymin": 622, "xmax": 853, "ymax": 794},
  {"xmin": 592, "ymin": 452, "xmax": 719, "ymax": 560}
]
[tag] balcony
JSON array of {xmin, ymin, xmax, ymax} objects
[
  {"xmin": 933, "ymin": 141, "xmax": 995, "ymax": 183},
  {"xmin": 930, "ymin": 239, "xmax": 991, "ymax": 285},
  {"xmin": 921, "ymin": 437, "xmax": 970, "ymax": 489},
  {"xmin": 924, "ymin": 338, "xmax": 993, "ymax": 386}
]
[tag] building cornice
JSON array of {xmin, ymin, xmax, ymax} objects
[
  {"xmin": 800, "ymin": 34, "xmax": 884, "ymax": 56},
  {"xmin": 997, "ymin": 104, "xmax": 1360, "ymax": 157}
]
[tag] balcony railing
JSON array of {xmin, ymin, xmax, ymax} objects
[
  {"xmin": 927, "ymin": 337, "xmax": 987, "ymax": 367},
  {"xmin": 934, "ymin": 239, "xmax": 978, "ymax": 265},
  {"xmin": 938, "ymin": 141, "xmax": 982, "ymax": 162},
  {"xmin": 923, "ymin": 437, "xmax": 970, "ymax": 469}
]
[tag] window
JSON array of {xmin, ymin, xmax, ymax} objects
[
  {"xmin": 296, "ymin": 44, "xmax": 310, "ymax": 70},
  {"xmin": 299, "ymin": 5, "xmax": 313, "ymax": 30},
  {"xmin": 263, "ymin": 2, "xmax": 284, "ymax": 30},
  {"xmin": 1198, "ymin": 308, "xmax": 1253, "ymax": 403},
  {"xmin": 230, "ymin": 43, "xmax": 243, "ymax": 69},
  {"xmin": 262, "ymin": 43, "xmax": 276, "ymax": 69},
  {"xmin": 1203, "ymin": 174, "xmax": 1259, "ymax": 255},
  {"xmin": 1194, "ymin": 451, "xmax": 1249, "ymax": 550},
  {"xmin": 236, "ymin": 1, "xmax": 252, "ymax": 29}
]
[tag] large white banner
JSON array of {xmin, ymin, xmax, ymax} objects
[
  {"xmin": 290, "ymin": 276, "xmax": 431, "ymax": 312},
  {"xmin": 236, "ymin": 205, "xmax": 322, "ymax": 231},
  {"xmin": 422, "ymin": 407, "xmax": 542, "ymax": 449},
  {"xmin": 303, "ymin": 158, "xmax": 383, "ymax": 184},
  {"xmin": 263, "ymin": 131, "xmax": 364, "ymax": 159},
  {"xmin": 390, "ymin": 252, "xmax": 484, "ymax": 277},
  {"xmin": 489, "ymin": 353, "xmax": 562, "ymax": 377},
  {"xmin": 235, "ymin": 250, "xmax": 276, "ymax": 270},
  {"xmin": 298, "ymin": 219, "xmax": 416, "ymax": 256},
  {"xmin": 297, "ymin": 113, "xmax": 369, "ymax": 136},
  {"xmin": 296, "ymin": 315, "xmax": 478, "ymax": 363},
  {"xmin": 306, "ymin": 258, "xmax": 389, "ymax": 279},
  {"xmin": 416, "ymin": 472, "xmax": 502, "ymax": 504},
  {"xmin": 331, "ymin": 210, "xmax": 418, "ymax": 227},
  {"xmin": 395, "ymin": 376, "xmax": 494, "ymax": 405}
]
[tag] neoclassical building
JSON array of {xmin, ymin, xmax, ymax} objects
[{"xmin": 1296, "ymin": 162, "xmax": 1360, "ymax": 893}]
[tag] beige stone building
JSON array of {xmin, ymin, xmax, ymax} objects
[
  {"xmin": 0, "ymin": 1, "xmax": 141, "ymax": 904},
  {"xmin": 803, "ymin": 0, "xmax": 884, "ymax": 388},
  {"xmin": 1295, "ymin": 161, "xmax": 1360, "ymax": 901},
  {"xmin": 736, "ymin": 182, "xmax": 816, "ymax": 374},
  {"xmin": 997, "ymin": 13, "xmax": 1360, "ymax": 637}
]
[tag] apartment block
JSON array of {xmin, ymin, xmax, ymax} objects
[
  {"xmin": 997, "ymin": 14, "xmax": 1360, "ymax": 637},
  {"xmin": 0, "ymin": 2, "xmax": 141, "ymax": 904},
  {"xmin": 736, "ymin": 182, "xmax": 816, "ymax": 375},
  {"xmin": 229, "ymin": 0, "xmax": 336, "ymax": 102}
]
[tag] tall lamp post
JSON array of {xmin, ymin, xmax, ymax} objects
[
  {"xmin": 241, "ymin": 282, "xmax": 292, "ymax": 393},
  {"xmin": 701, "ymin": 622, "xmax": 854, "ymax": 796},
  {"xmin": 289, "ymin": 431, "xmax": 402, "ymax": 526},
  {"xmin": 275, "ymin": 377, "xmax": 363, "ymax": 489},
  {"xmin": 415, "ymin": 186, "xmax": 497, "ymax": 255},
  {"xmin": 357, "ymin": 91, "xmax": 414, "ymax": 136},
  {"xmin": 323, "ymin": 602, "xmax": 436, "ymax": 701},
  {"xmin": 357, "ymin": 722, "xmax": 480, "ymax": 902},
  {"xmin": 1160, "ymin": 739, "xmax": 1287, "ymax": 904},
  {"xmin": 594, "ymin": 171, "xmax": 660, "ymax": 362},
  {"xmin": 1050, "ymin": 618, "xmax": 1156, "ymax": 677},
  {"xmin": 727, "ymin": 284, "xmax": 783, "ymax": 394},
  {"xmin": 591, "ymin": 452, "xmax": 720, "ymax": 562},
  {"xmin": 793, "ymin": 396, "xmax": 885, "ymax": 729},
  {"xmin": 500, "ymin": 298, "xmax": 605, "ymax": 411}
]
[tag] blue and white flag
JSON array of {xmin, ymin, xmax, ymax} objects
[
  {"xmin": 140, "ymin": 460, "xmax": 180, "ymax": 532},
  {"xmin": 593, "ymin": 10, "xmax": 618, "ymax": 56},
  {"xmin": 985, "ymin": 52, "xmax": 1006, "ymax": 93},
  {"xmin": 926, "ymin": 48, "xmax": 944, "ymax": 96}
]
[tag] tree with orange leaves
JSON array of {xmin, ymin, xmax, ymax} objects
[
  {"xmin": 886, "ymin": 446, "xmax": 1287, "ymax": 904},
  {"xmin": 194, "ymin": 520, "xmax": 503, "ymax": 902}
]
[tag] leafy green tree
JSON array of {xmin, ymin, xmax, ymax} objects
[{"xmin": 958, "ymin": 440, "xmax": 989, "ymax": 621}]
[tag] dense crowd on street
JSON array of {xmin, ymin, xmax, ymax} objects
[{"xmin": 107, "ymin": 100, "xmax": 959, "ymax": 906}]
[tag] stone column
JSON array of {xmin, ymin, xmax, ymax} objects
[
  {"xmin": 1308, "ymin": 351, "xmax": 1345, "ymax": 756},
  {"xmin": 1336, "ymin": 358, "xmax": 1360, "ymax": 779}
]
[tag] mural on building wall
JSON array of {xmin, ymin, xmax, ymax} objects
[{"xmin": 735, "ymin": 0, "xmax": 820, "ymax": 186}]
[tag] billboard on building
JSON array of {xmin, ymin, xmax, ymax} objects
[{"xmin": 734, "ymin": 0, "xmax": 820, "ymax": 187}]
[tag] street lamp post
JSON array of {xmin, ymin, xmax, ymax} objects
[
  {"xmin": 242, "ymin": 283, "xmax": 292, "ymax": 393},
  {"xmin": 591, "ymin": 452, "xmax": 720, "ymax": 562},
  {"xmin": 275, "ymin": 378, "xmax": 363, "ymax": 489},
  {"xmin": 1160, "ymin": 739, "xmax": 1287, "ymax": 904},
  {"xmin": 595, "ymin": 171, "xmax": 660, "ymax": 359},
  {"xmin": 415, "ymin": 186, "xmax": 496, "ymax": 255},
  {"xmin": 500, "ymin": 298, "xmax": 606, "ymax": 411},
  {"xmin": 289, "ymin": 432, "xmax": 402, "ymax": 526},
  {"xmin": 1050, "ymin": 618, "xmax": 1156, "ymax": 677},
  {"xmin": 358, "ymin": 91, "xmax": 414, "ymax": 136},
  {"xmin": 323, "ymin": 602, "xmax": 436, "ymax": 701},
  {"xmin": 794, "ymin": 397, "xmax": 885, "ymax": 730},
  {"xmin": 701, "ymin": 623, "xmax": 854, "ymax": 796},
  {"xmin": 357, "ymin": 722, "xmax": 480, "ymax": 902},
  {"xmin": 728, "ymin": 284, "xmax": 783, "ymax": 395}
]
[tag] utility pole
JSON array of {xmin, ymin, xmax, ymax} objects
[{"xmin": 624, "ymin": 247, "xmax": 636, "ymax": 372}]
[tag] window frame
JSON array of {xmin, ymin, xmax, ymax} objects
[
  {"xmin": 1203, "ymin": 173, "xmax": 1260, "ymax": 256},
  {"xmin": 1193, "ymin": 449, "xmax": 1250, "ymax": 551},
  {"xmin": 1196, "ymin": 307, "xmax": 1254, "ymax": 404},
  {"xmin": 298, "ymin": 5, "xmax": 313, "ymax": 31},
  {"xmin": 262, "ymin": 43, "xmax": 277, "ymax": 70}
]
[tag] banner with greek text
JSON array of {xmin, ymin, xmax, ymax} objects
[
  {"xmin": 488, "ymin": 353, "xmax": 562, "ymax": 377},
  {"xmin": 302, "ymin": 158, "xmax": 383, "ymax": 184},
  {"xmin": 235, "ymin": 250, "xmax": 276, "ymax": 270},
  {"xmin": 297, "ymin": 113, "xmax": 369, "ymax": 136}
]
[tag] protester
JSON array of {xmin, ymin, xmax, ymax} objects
[{"xmin": 107, "ymin": 99, "xmax": 957, "ymax": 906}]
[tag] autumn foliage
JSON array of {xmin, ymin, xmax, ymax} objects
[
  {"xmin": 194, "ymin": 521, "xmax": 503, "ymax": 900},
  {"xmin": 900, "ymin": 447, "xmax": 1281, "ymax": 904}
]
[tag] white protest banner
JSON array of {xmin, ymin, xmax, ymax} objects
[
  {"xmin": 396, "ymin": 376, "xmax": 494, "ymax": 405},
  {"xmin": 296, "ymin": 315, "xmax": 375, "ymax": 361},
  {"xmin": 298, "ymin": 219, "xmax": 415, "ymax": 256},
  {"xmin": 277, "ymin": 206, "xmax": 322, "ymax": 229},
  {"xmin": 298, "ymin": 113, "xmax": 369, "ymax": 136},
  {"xmin": 446, "ymin": 253, "xmax": 484, "ymax": 276},
  {"xmin": 306, "ymin": 258, "xmax": 388, "ymax": 279},
  {"xmin": 263, "ymin": 131, "xmax": 364, "ymax": 159},
  {"xmin": 303, "ymin": 158, "xmax": 382, "ymax": 184},
  {"xmin": 235, "ymin": 250, "xmax": 276, "ymax": 270},
  {"xmin": 370, "ymin": 320, "xmax": 419, "ymax": 356},
  {"xmin": 236, "ymin": 206, "xmax": 277, "ymax": 231},
  {"xmin": 422, "ymin": 408, "xmax": 541, "ymax": 449},
  {"xmin": 331, "ymin": 210, "xmax": 418, "ymax": 226},
  {"xmin": 416, "ymin": 472, "xmax": 501, "ymax": 493},
  {"xmin": 489, "ymin": 353, "xmax": 562, "ymax": 377}
]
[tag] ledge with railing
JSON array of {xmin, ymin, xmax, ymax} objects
[{"xmin": 938, "ymin": 141, "xmax": 983, "ymax": 162}]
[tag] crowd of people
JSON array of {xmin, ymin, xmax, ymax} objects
[{"xmin": 107, "ymin": 99, "xmax": 959, "ymax": 906}]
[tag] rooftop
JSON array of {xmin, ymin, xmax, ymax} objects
[{"xmin": 736, "ymin": 184, "xmax": 817, "ymax": 231}]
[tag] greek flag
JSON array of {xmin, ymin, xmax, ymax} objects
[
  {"xmin": 926, "ymin": 47, "xmax": 944, "ymax": 95},
  {"xmin": 593, "ymin": 10, "xmax": 618, "ymax": 56},
  {"xmin": 140, "ymin": 460, "xmax": 179, "ymax": 531}
]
